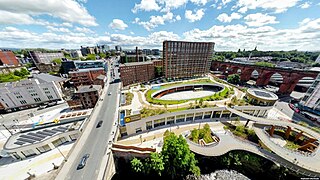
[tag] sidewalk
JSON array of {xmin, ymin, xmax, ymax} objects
[{"xmin": 0, "ymin": 142, "xmax": 74, "ymax": 180}]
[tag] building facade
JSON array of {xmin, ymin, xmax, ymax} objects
[
  {"xmin": 29, "ymin": 51, "xmax": 64, "ymax": 64},
  {"xmin": 0, "ymin": 50, "xmax": 20, "ymax": 66},
  {"xmin": 120, "ymin": 61, "xmax": 155, "ymax": 86},
  {"xmin": 69, "ymin": 68, "xmax": 106, "ymax": 87},
  {"xmin": 163, "ymin": 41, "xmax": 214, "ymax": 79},
  {"xmin": 61, "ymin": 60, "xmax": 106, "ymax": 74},
  {"xmin": 76, "ymin": 85, "xmax": 102, "ymax": 109},
  {"xmin": 301, "ymin": 73, "xmax": 320, "ymax": 113},
  {"xmin": 0, "ymin": 79, "xmax": 63, "ymax": 112},
  {"xmin": 70, "ymin": 50, "xmax": 83, "ymax": 58}
]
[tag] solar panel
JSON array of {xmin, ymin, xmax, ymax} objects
[
  {"xmin": 37, "ymin": 131, "xmax": 52, "ymax": 136},
  {"xmin": 14, "ymin": 141, "xmax": 26, "ymax": 145},
  {"xmin": 20, "ymin": 135, "xmax": 42, "ymax": 141},
  {"xmin": 17, "ymin": 138, "xmax": 36, "ymax": 144},
  {"xmin": 52, "ymin": 128, "xmax": 66, "ymax": 133},
  {"xmin": 28, "ymin": 132, "xmax": 46, "ymax": 139}
]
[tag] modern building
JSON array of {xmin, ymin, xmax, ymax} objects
[
  {"xmin": 75, "ymin": 85, "xmax": 102, "ymax": 109},
  {"xmin": 301, "ymin": 73, "xmax": 320, "ymax": 113},
  {"xmin": 69, "ymin": 68, "xmax": 106, "ymax": 87},
  {"xmin": 151, "ymin": 49, "xmax": 160, "ymax": 56},
  {"xmin": 119, "ymin": 61, "xmax": 155, "ymax": 86},
  {"xmin": 29, "ymin": 51, "xmax": 64, "ymax": 64},
  {"xmin": 80, "ymin": 46, "xmax": 95, "ymax": 56},
  {"xmin": 0, "ymin": 78, "xmax": 63, "ymax": 112},
  {"xmin": 163, "ymin": 41, "xmax": 214, "ymax": 79},
  {"xmin": 0, "ymin": 50, "xmax": 20, "ymax": 66},
  {"xmin": 61, "ymin": 60, "xmax": 106, "ymax": 74},
  {"xmin": 70, "ymin": 50, "xmax": 83, "ymax": 59},
  {"xmin": 245, "ymin": 88, "xmax": 278, "ymax": 106}
]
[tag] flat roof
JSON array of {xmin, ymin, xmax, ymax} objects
[
  {"xmin": 76, "ymin": 85, "xmax": 102, "ymax": 93},
  {"xmin": 247, "ymin": 88, "xmax": 278, "ymax": 101},
  {"xmin": 120, "ymin": 61, "xmax": 153, "ymax": 67},
  {"xmin": 69, "ymin": 67, "xmax": 105, "ymax": 73}
]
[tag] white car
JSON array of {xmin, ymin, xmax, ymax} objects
[{"xmin": 108, "ymin": 92, "xmax": 112, "ymax": 95}]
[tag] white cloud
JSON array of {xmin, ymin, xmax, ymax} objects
[
  {"xmin": 185, "ymin": 9, "xmax": 205, "ymax": 22},
  {"xmin": 47, "ymin": 26, "xmax": 71, "ymax": 33},
  {"xmin": 216, "ymin": 12, "xmax": 242, "ymax": 23},
  {"xmin": 236, "ymin": 0, "xmax": 300, "ymax": 13},
  {"xmin": 176, "ymin": 15, "xmax": 182, "ymax": 21},
  {"xmin": 109, "ymin": 19, "xmax": 128, "ymax": 30},
  {"xmin": 299, "ymin": 2, "xmax": 311, "ymax": 9},
  {"xmin": 238, "ymin": 6, "xmax": 247, "ymax": 13},
  {"xmin": 190, "ymin": 0, "xmax": 209, "ymax": 6},
  {"xmin": 183, "ymin": 19, "xmax": 320, "ymax": 51},
  {"xmin": 74, "ymin": 27, "xmax": 94, "ymax": 33},
  {"xmin": 134, "ymin": 12, "xmax": 174, "ymax": 31},
  {"xmin": 157, "ymin": 0, "xmax": 188, "ymax": 10},
  {"xmin": 217, "ymin": 5, "xmax": 222, "ymax": 9},
  {"xmin": 61, "ymin": 22, "xmax": 73, "ymax": 27},
  {"xmin": 244, "ymin": 13, "xmax": 279, "ymax": 27},
  {"xmin": 132, "ymin": 0, "xmax": 161, "ymax": 13},
  {"xmin": 0, "ymin": 0, "xmax": 97, "ymax": 26},
  {"xmin": 299, "ymin": 18, "xmax": 311, "ymax": 26},
  {"xmin": 0, "ymin": 10, "xmax": 40, "ymax": 25},
  {"xmin": 130, "ymin": 31, "xmax": 135, "ymax": 35}
]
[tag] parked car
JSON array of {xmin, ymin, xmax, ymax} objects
[
  {"xmin": 77, "ymin": 154, "xmax": 90, "ymax": 170},
  {"xmin": 96, "ymin": 120, "xmax": 103, "ymax": 128},
  {"xmin": 289, "ymin": 103, "xmax": 300, "ymax": 113},
  {"xmin": 300, "ymin": 112, "xmax": 317, "ymax": 121}
]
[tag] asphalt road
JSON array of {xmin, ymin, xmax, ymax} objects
[
  {"xmin": 63, "ymin": 57, "xmax": 121, "ymax": 180},
  {"xmin": 274, "ymin": 101, "xmax": 319, "ymax": 127}
]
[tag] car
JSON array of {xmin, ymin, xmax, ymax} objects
[
  {"xmin": 289, "ymin": 103, "xmax": 300, "ymax": 113},
  {"xmin": 96, "ymin": 120, "xmax": 103, "ymax": 128},
  {"xmin": 300, "ymin": 112, "xmax": 317, "ymax": 121},
  {"xmin": 77, "ymin": 154, "xmax": 90, "ymax": 170},
  {"xmin": 108, "ymin": 92, "xmax": 112, "ymax": 95}
]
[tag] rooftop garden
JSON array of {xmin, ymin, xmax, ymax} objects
[
  {"xmin": 145, "ymin": 78, "xmax": 234, "ymax": 105},
  {"xmin": 188, "ymin": 123, "xmax": 215, "ymax": 144},
  {"xmin": 223, "ymin": 119, "xmax": 259, "ymax": 144}
]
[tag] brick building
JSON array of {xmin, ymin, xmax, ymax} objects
[
  {"xmin": 0, "ymin": 50, "xmax": 20, "ymax": 66},
  {"xmin": 163, "ymin": 40, "xmax": 214, "ymax": 79},
  {"xmin": 152, "ymin": 60, "xmax": 163, "ymax": 67},
  {"xmin": 69, "ymin": 68, "xmax": 105, "ymax": 87},
  {"xmin": 75, "ymin": 85, "xmax": 102, "ymax": 109},
  {"xmin": 120, "ymin": 61, "xmax": 155, "ymax": 86},
  {"xmin": 93, "ymin": 74, "xmax": 106, "ymax": 88}
]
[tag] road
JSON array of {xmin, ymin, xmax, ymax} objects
[
  {"xmin": 274, "ymin": 101, "xmax": 319, "ymax": 127},
  {"xmin": 57, "ymin": 56, "xmax": 121, "ymax": 180}
]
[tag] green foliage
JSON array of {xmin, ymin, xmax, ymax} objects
[
  {"xmin": 254, "ymin": 62, "xmax": 275, "ymax": 67},
  {"xmin": 85, "ymin": 54, "xmax": 96, "ymax": 60},
  {"xmin": 98, "ymin": 53, "xmax": 106, "ymax": 58},
  {"xmin": 24, "ymin": 63, "xmax": 33, "ymax": 68},
  {"xmin": 52, "ymin": 58, "xmax": 62, "ymax": 64},
  {"xmin": 189, "ymin": 123, "xmax": 213, "ymax": 144},
  {"xmin": 0, "ymin": 68, "xmax": 30, "ymax": 83},
  {"xmin": 125, "ymin": 92, "xmax": 134, "ymax": 105},
  {"xmin": 212, "ymin": 55, "xmax": 225, "ymax": 61},
  {"xmin": 227, "ymin": 74, "xmax": 240, "ymax": 84},
  {"xmin": 145, "ymin": 153, "xmax": 165, "ymax": 176},
  {"xmin": 131, "ymin": 158, "xmax": 144, "ymax": 173},
  {"xmin": 163, "ymin": 129, "xmax": 171, "ymax": 137},
  {"xmin": 155, "ymin": 66, "xmax": 163, "ymax": 77},
  {"xmin": 162, "ymin": 133, "xmax": 200, "ymax": 178}
]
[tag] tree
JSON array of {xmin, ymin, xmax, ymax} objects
[
  {"xmin": 85, "ymin": 54, "xmax": 96, "ymax": 60},
  {"xmin": 98, "ymin": 53, "xmax": 106, "ymax": 59},
  {"xmin": 131, "ymin": 158, "xmax": 144, "ymax": 173},
  {"xmin": 52, "ymin": 58, "xmax": 62, "ymax": 64},
  {"xmin": 144, "ymin": 153, "xmax": 165, "ymax": 176},
  {"xmin": 20, "ymin": 68, "xmax": 30, "ymax": 76},
  {"xmin": 199, "ymin": 98, "xmax": 204, "ymax": 107},
  {"xmin": 155, "ymin": 66, "xmax": 163, "ymax": 77},
  {"xmin": 227, "ymin": 74, "xmax": 240, "ymax": 84},
  {"xmin": 13, "ymin": 70, "xmax": 22, "ymax": 77},
  {"xmin": 161, "ymin": 133, "xmax": 200, "ymax": 179}
]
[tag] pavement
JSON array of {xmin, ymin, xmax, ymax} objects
[
  {"xmin": 56, "ymin": 56, "xmax": 120, "ymax": 180},
  {"xmin": 0, "ymin": 141, "xmax": 74, "ymax": 180}
]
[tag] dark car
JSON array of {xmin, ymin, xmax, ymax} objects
[
  {"xmin": 300, "ymin": 112, "xmax": 317, "ymax": 121},
  {"xmin": 77, "ymin": 154, "xmax": 90, "ymax": 170},
  {"xmin": 96, "ymin": 120, "xmax": 103, "ymax": 128}
]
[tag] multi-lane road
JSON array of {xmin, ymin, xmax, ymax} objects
[{"xmin": 57, "ymin": 57, "xmax": 121, "ymax": 180}]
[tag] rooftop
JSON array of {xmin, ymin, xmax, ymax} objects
[
  {"xmin": 69, "ymin": 67, "xmax": 105, "ymax": 73},
  {"xmin": 247, "ymin": 88, "xmax": 278, "ymax": 101},
  {"xmin": 76, "ymin": 85, "xmax": 102, "ymax": 93},
  {"xmin": 96, "ymin": 74, "xmax": 106, "ymax": 80},
  {"xmin": 32, "ymin": 73, "xmax": 66, "ymax": 83},
  {"xmin": 120, "ymin": 61, "xmax": 153, "ymax": 67}
]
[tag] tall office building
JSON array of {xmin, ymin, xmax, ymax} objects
[
  {"xmin": 301, "ymin": 73, "xmax": 320, "ymax": 112},
  {"xmin": 163, "ymin": 41, "xmax": 214, "ymax": 79}
]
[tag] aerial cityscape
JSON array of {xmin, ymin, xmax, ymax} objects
[{"xmin": 0, "ymin": 0, "xmax": 320, "ymax": 180}]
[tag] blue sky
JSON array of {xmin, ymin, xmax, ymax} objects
[{"xmin": 0, "ymin": 0, "xmax": 319, "ymax": 51}]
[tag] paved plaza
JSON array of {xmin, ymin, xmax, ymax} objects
[{"xmin": 159, "ymin": 90, "xmax": 216, "ymax": 100}]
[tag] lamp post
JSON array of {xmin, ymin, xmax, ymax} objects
[{"xmin": 56, "ymin": 146, "xmax": 67, "ymax": 162}]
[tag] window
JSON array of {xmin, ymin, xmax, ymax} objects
[
  {"xmin": 135, "ymin": 127, "xmax": 142, "ymax": 133},
  {"xmin": 34, "ymin": 98, "xmax": 41, "ymax": 102}
]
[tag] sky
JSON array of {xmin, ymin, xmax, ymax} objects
[{"xmin": 0, "ymin": 0, "xmax": 319, "ymax": 51}]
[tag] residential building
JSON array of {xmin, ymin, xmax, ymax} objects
[
  {"xmin": 301, "ymin": 73, "xmax": 320, "ymax": 113},
  {"xmin": 70, "ymin": 50, "xmax": 83, "ymax": 58},
  {"xmin": 152, "ymin": 60, "xmax": 163, "ymax": 67},
  {"xmin": 0, "ymin": 50, "xmax": 20, "ymax": 66},
  {"xmin": 75, "ymin": 85, "xmax": 102, "ymax": 109},
  {"xmin": 69, "ymin": 68, "xmax": 106, "ymax": 87},
  {"xmin": 36, "ymin": 63, "xmax": 60, "ymax": 73},
  {"xmin": 0, "ymin": 78, "xmax": 63, "ymax": 112},
  {"xmin": 163, "ymin": 40, "xmax": 214, "ymax": 79},
  {"xmin": 80, "ymin": 46, "xmax": 95, "ymax": 56},
  {"xmin": 93, "ymin": 74, "xmax": 106, "ymax": 87},
  {"xmin": 29, "ymin": 51, "xmax": 64, "ymax": 64},
  {"xmin": 120, "ymin": 61, "xmax": 155, "ymax": 86}
]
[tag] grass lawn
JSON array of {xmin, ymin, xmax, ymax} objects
[{"xmin": 285, "ymin": 140, "xmax": 300, "ymax": 150}]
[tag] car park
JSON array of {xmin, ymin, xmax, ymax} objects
[{"xmin": 77, "ymin": 154, "xmax": 90, "ymax": 170}]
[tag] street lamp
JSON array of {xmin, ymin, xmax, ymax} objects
[{"xmin": 56, "ymin": 146, "xmax": 67, "ymax": 162}]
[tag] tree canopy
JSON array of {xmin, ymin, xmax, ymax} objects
[{"xmin": 227, "ymin": 74, "xmax": 240, "ymax": 84}]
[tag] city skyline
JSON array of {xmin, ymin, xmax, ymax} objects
[{"xmin": 0, "ymin": 0, "xmax": 319, "ymax": 51}]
